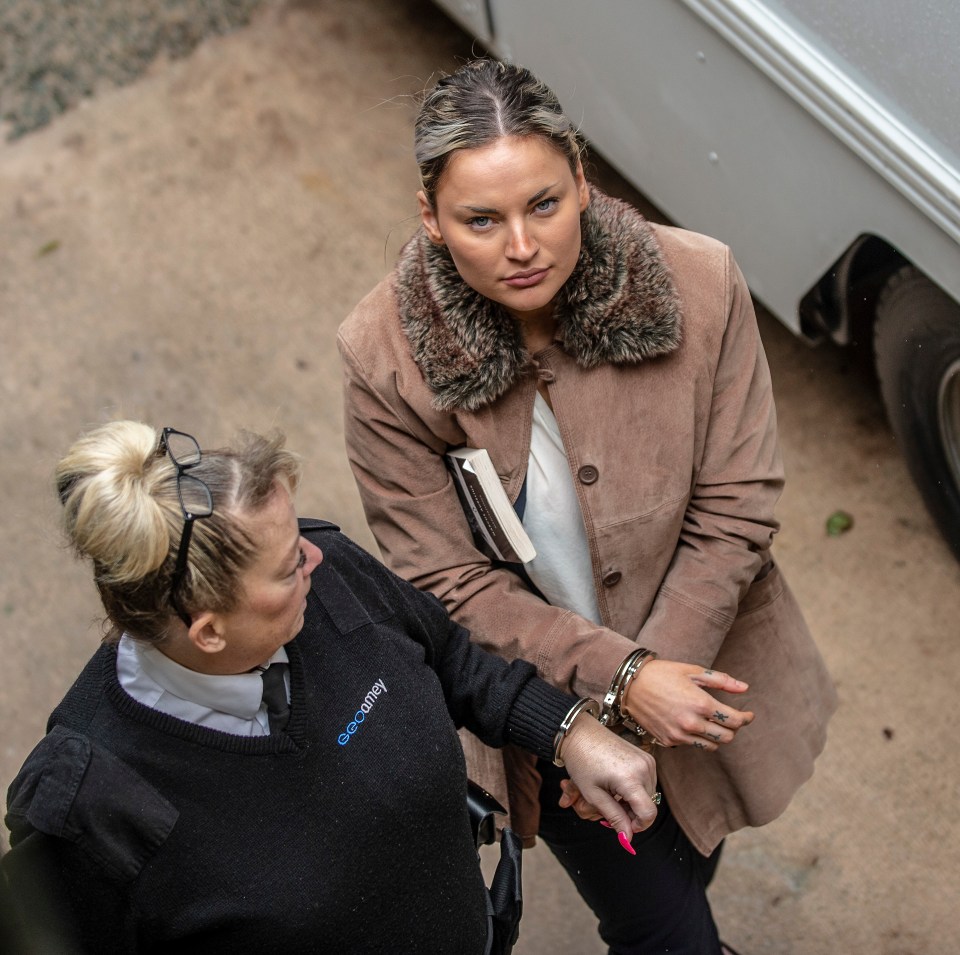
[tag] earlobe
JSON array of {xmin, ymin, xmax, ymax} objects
[
  {"xmin": 189, "ymin": 613, "xmax": 227, "ymax": 655},
  {"xmin": 417, "ymin": 190, "xmax": 444, "ymax": 245}
]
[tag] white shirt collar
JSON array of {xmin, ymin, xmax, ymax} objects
[{"xmin": 119, "ymin": 634, "xmax": 288, "ymax": 721}]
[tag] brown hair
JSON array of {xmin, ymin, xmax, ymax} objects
[{"xmin": 415, "ymin": 58, "xmax": 586, "ymax": 206}]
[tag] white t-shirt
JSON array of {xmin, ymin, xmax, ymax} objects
[{"xmin": 522, "ymin": 392, "xmax": 602, "ymax": 625}]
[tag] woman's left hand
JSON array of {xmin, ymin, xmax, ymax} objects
[
  {"xmin": 622, "ymin": 659, "xmax": 754, "ymax": 750},
  {"xmin": 556, "ymin": 713, "xmax": 660, "ymax": 851}
]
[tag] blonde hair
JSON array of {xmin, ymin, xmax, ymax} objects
[
  {"xmin": 415, "ymin": 59, "xmax": 586, "ymax": 206},
  {"xmin": 56, "ymin": 420, "xmax": 302, "ymax": 644}
]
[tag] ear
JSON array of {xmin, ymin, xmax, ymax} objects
[
  {"xmin": 417, "ymin": 190, "xmax": 444, "ymax": 245},
  {"xmin": 575, "ymin": 161, "xmax": 590, "ymax": 212},
  {"xmin": 188, "ymin": 612, "xmax": 227, "ymax": 655}
]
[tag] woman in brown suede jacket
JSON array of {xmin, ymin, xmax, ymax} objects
[{"xmin": 338, "ymin": 59, "xmax": 837, "ymax": 955}]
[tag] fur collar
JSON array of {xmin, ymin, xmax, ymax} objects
[{"xmin": 395, "ymin": 186, "xmax": 682, "ymax": 411}]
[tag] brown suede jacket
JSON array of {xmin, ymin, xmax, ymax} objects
[{"xmin": 337, "ymin": 187, "xmax": 837, "ymax": 852}]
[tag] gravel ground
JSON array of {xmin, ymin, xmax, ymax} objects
[{"xmin": 0, "ymin": 0, "xmax": 266, "ymax": 140}]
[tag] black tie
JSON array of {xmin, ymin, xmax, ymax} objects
[{"xmin": 260, "ymin": 663, "xmax": 290, "ymax": 733}]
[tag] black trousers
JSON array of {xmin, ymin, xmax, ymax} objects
[{"xmin": 536, "ymin": 760, "xmax": 723, "ymax": 955}]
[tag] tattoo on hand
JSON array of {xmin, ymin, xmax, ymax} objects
[
  {"xmin": 704, "ymin": 669, "xmax": 714, "ymax": 676},
  {"xmin": 713, "ymin": 711, "xmax": 728, "ymax": 723},
  {"xmin": 706, "ymin": 732, "xmax": 721, "ymax": 742},
  {"xmin": 694, "ymin": 741, "xmax": 706, "ymax": 749}
]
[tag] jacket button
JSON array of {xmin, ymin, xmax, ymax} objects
[
  {"xmin": 538, "ymin": 368, "xmax": 555, "ymax": 382},
  {"xmin": 578, "ymin": 465, "xmax": 599, "ymax": 485},
  {"xmin": 602, "ymin": 571, "xmax": 622, "ymax": 587}
]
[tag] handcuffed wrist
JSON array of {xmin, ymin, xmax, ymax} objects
[
  {"xmin": 552, "ymin": 697, "xmax": 601, "ymax": 767},
  {"xmin": 599, "ymin": 647, "xmax": 658, "ymax": 739}
]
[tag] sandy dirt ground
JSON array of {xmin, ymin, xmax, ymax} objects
[{"xmin": 2, "ymin": 1, "xmax": 959, "ymax": 952}]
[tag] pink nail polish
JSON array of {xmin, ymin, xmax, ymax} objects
[
  {"xmin": 599, "ymin": 819, "xmax": 612, "ymax": 828},
  {"xmin": 618, "ymin": 831, "xmax": 637, "ymax": 856}
]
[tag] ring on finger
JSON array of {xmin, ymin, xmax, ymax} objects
[{"xmin": 650, "ymin": 791, "xmax": 662, "ymax": 806}]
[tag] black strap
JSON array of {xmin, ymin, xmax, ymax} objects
[
  {"xmin": 467, "ymin": 780, "xmax": 523, "ymax": 955},
  {"xmin": 488, "ymin": 828, "xmax": 523, "ymax": 955}
]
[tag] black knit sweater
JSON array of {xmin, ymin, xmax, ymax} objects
[{"xmin": 3, "ymin": 521, "xmax": 573, "ymax": 954}]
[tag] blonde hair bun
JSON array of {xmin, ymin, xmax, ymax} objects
[
  {"xmin": 56, "ymin": 420, "xmax": 172, "ymax": 583},
  {"xmin": 55, "ymin": 420, "xmax": 301, "ymax": 644}
]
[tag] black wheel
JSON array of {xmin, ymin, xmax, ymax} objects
[{"xmin": 874, "ymin": 265, "xmax": 960, "ymax": 560}]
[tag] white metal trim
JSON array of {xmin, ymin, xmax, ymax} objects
[{"xmin": 681, "ymin": 0, "xmax": 960, "ymax": 245}]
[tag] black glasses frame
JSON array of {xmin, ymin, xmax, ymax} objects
[{"xmin": 159, "ymin": 427, "xmax": 214, "ymax": 627}]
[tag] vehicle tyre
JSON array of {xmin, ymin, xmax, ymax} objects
[{"xmin": 874, "ymin": 265, "xmax": 960, "ymax": 560}]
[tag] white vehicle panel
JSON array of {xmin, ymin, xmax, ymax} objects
[{"xmin": 483, "ymin": 0, "xmax": 960, "ymax": 331}]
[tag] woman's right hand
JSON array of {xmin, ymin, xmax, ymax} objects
[
  {"xmin": 557, "ymin": 712, "xmax": 660, "ymax": 851},
  {"xmin": 623, "ymin": 659, "xmax": 755, "ymax": 751}
]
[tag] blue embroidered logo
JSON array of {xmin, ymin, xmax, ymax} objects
[{"xmin": 337, "ymin": 678, "xmax": 387, "ymax": 745}]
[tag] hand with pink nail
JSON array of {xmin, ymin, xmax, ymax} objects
[
  {"xmin": 560, "ymin": 779, "xmax": 659, "ymax": 855},
  {"xmin": 555, "ymin": 712, "xmax": 659, "ymax": 851}
]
